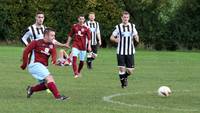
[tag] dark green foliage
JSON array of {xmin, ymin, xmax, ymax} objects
[
  {"xmin": 0, "ymin": 0, "xmax": 199, "ymax": 50},
  {"xmin": 122, "ymin": 0, "xmax": 200, "ymax": 50}
]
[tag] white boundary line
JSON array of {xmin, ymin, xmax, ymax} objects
[{"xmin": 102, "ymin": 90, "xmax": 198, "ymax": 112}]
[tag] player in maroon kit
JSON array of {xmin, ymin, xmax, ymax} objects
[
  {"xmin": 66, "ymin": 15, "xmax": 91, "ymax": 78},
  {"xmin": 20, "ymin": 27, "xmax": 69, "ymax": 100}
]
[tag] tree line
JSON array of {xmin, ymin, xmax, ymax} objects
[{"xmin": 0, "ymin": 0, "xmax": 199, "ymax": 50}]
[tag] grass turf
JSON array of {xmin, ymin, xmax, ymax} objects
[{"xmin": 0, "ymin": 46, "xmax": 199, "ymax": 113}]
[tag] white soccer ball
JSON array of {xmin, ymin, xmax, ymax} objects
[{"xmin": 158, "ymin": 86, "xmax": 172, "ymax": 97}]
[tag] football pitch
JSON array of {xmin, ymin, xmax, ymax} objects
[{"xmin": 0, "ymin": 46, "xmax": 199, "ymax": 113}]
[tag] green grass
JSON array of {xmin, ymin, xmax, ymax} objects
[{"xmin": 0, "ymin": 46, "xmax": 200, "ymax": 113}]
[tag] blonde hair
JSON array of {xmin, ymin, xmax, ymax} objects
[{"xmin": 89, "ymin": 12, "xmax": 95, "ymax": 15}]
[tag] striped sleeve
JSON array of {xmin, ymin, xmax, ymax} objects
[
  {"xmin": 96, "ymin": 22, "xmax": 100, "ymax": 34},
  {"xmin": 112, "ymin": 25, "xmax": 119, "ymax": 37},
  {"xmin": 132, "ymin": 24, "xmax": 138, "ymax": 36},
  {"xmin": 21, "ymin": 28, "xmax": 31, "ymax": 46}
]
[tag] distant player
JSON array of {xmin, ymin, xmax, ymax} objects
[
  {"xmin": 66, "ymin": 14, "xmax": 91, "ymax": 78},
  {"xmin": 56, "ymin": 49, "xmax": 72, "ymax": 66},
  {"xmin": 20, "ymin": 27, "xmax": 69, "ymax": 100},
  {"xmin": 110, "ymin": 11, "xmax": 139, "ymax": 88},
  {"xmin": 85, "ymin": 12, "xmax": 101, "ymax": 69},
  {"xmin": 21, "ymin": 11, "xmax": 65, "ymax": 47}
]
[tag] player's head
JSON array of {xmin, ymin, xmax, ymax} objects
[
  {"xmin": 78, "ymin": 14, "xmax": 85, "ymax": 25},
  {"xmin": 35, "ymin": 11, "xmax": 45, "ymax": 25},
  {"xmin": 44, "ymin": 27, "xmax": 55, "ymax": 43},
  {"xmin": 121, "ymin": 11, "xmax": 130, "ymax": 24},
  {"xmin": 88, "ymin": 12, "xmax": 95, "ymax": 21}
]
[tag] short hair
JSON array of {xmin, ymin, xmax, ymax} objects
[
  {"xmin": 44, "ymin": 27, "xmax": 55, "ymax": 35},
  {"xmin": 89, "ymin": 12, "xmax": 95, "ymax": 15},
  {"xmin": 78, "ymin": 14, "xmax": 85, "ymax": 18},
  {"xmin": 122, "ymin": 11, "xmax": 130, "ymax": 16},
  {"xmin": 36, "ymin": 11, "xmax": 44, "ymax": 16}
]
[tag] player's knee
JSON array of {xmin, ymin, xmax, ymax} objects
[
  {"xmin": 60, "ymin": 49, "xmax": 65, "ymax": 53},
  {"xmin": 45, "ymin": 75, "xmax": 55, "ymax": 83},
  {"xmin": 59, "ymin": 49, "xmax": 65, "ymax": 55},
  {"xmin": 127, "ymin": 68, "xmax": 134, "ymax": 75},
  {"xmin": 119, "ymin": 67, "xmax": 126, "ymax": 73}
]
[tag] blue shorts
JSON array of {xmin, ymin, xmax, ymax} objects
[
  {"xmin": 72, "ymin": 47, "xmax": 86, "ymax": 61},
  {"xmin": 28, "ymin": 62, "xmax": 50, "ymax": 80}
]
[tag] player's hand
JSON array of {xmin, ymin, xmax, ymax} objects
[
  {"xmin": 51, "ymin": 60, "xmax": 56, "ymax": 65},
  {"xmin": 114, "ymin": 38, "xmax": 119, "ymax": 43},
  {"xmin": 20, "ymin": 64, "xmax": 26, "ymax": 70},
  {"xmin": 88, "ymin": 46, "xmax": 92, "ymax": 52},
  {"xmin": 66, "ymin": 43, "xmax": 70, "ymax": 48}
]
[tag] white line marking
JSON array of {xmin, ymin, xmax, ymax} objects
[{"xmin": 103, "ymin": 90, "xmax": 198, "ymax": 112}]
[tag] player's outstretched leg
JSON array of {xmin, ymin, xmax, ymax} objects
[
  {"xmin": 26, "ymin": 82, "xmax": 47, "ymax": 98},
  {"xmin": 45, "ymin": 75, "xmax": 70, "ymax": 100}
]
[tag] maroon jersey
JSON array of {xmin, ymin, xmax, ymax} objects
[
  {"xmin": 68, "ymin": 24, "xmax": 91, "ymax": 50},
  {"xmin": 22, "ymin": 39, "xmax": 57, "ymax": 67}
]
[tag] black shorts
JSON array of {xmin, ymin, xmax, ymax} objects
[{"xmin": 117, "ymin": 54, "xmax": 135, "ymax": 68}]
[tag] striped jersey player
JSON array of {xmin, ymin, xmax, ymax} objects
[
  {"xmin": 110, "ymin": 11, "xmax": 139, "ymax": 88},
  {"xmin": 85, "ymin": 12, "xmax": 101, "ymax": 69}
]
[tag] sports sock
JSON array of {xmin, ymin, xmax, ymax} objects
[
  {"xmin": 31, "ymin": 82, "xmax": 47, "ymax": 92},
  {"xmin": 47, "ymin": 82, "xmax": 60, "ymax": 98},
  {"xmin": 125, "ymin": 72, "xmax": 130, "ymax": 78},
  {"xmin": 72, "ymin": 56, "xmax": 78, "ymax": 75},
  {"xmin": 78, "ymin": 61, "xmax": 84, "ymax": 73},
  {"xmin": 119, "ymin": 74, "xmax": 125, "ymax": 86},
  {"xmin": 87, "ymin": 58, "xmax": 93, "ymax": 69}
]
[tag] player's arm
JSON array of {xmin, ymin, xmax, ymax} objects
[
  {"xmin": 110, "ymin": 35, "xmax": 119, "ymax": 43},
  {"xmin": 134, "ymin": 35, "xmax": 139, "ymax": 43},
  {"xmin": 110, "ymin": 26, "xmax": 119, "ymax": 43},
  {"xmin": 66, "ymin": 25, "xmax": 74, "ymax": 48},
  {"xmin": 51, "ymin": 47, "xmax": 57, "ymax": 65},
  {"xmin": 87, "ymin": 28, "xmax": 92, "ymax": 51},
  {"xmin": 21, "ymin": 29, "xmax": 31, "ymax": 46},
  {"xmin": 20, "ymin": 41, "xmax": 36, "ymax": 70},
  {"xmin": 133, "ymin": 34, "xmax": 139, "ymax": 47},
  {"xmin": 132, "ymin": 25, "xmax": 139, "ymax": 46},
  {"xmin": 96, "ymin": 22, "xmax": 102, "ymax": 46},
  {"xmin": 66, "ymin": 36, "xmax": 72, "ymax": 48},
  {"xmin": 53, "ymin": 39, "xmax": 66, "ymax": 47}
]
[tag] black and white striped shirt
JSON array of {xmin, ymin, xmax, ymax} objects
[
  {"xmin": 112, "ymin": 22, "xmax": 138, "ymax": 55},
  {"xmin": 85, "ymin": 21, "xmax": 100, "ymax": 45},
  {"xmin": 21, "ymin": 24, "xmax": 45, "ymax": 46}
]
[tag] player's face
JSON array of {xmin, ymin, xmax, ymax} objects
[
  {"xmin": 122, "ymin": 14, "xmax": 130, "ymax": 24},
  {"xmin": 89, "ymin": 14, "xmax": 95, "ymax": 21},
  {"xmin": 78, "ymin": 16, "xmax": 85, "ymax": 24},
  {"xmin": 35, "ymin": 14, "xmax": 44, "ymax": 25},
  {"xmin": 47, "ymin": 31, "xmax": 55, "ymax": 43}
]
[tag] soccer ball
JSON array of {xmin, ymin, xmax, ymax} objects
[{"xmin": 158, "ymin": 86, "xmax": 172, "ymax": 97}]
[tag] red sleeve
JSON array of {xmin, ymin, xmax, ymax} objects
[
  {"xmin": 86, "ymin": 28, "xmax": 91, "ymax": 40},
  {"xmin": 68, "ymin": 25, "xmax": 75, "ymax": 37},
  {"xmin": 22, "ymin": 41, "xmax": 36, "ymax": 67},
  {"xmin": 51, "ymin": 47, "xmax": 57, "ymax": 64}
]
